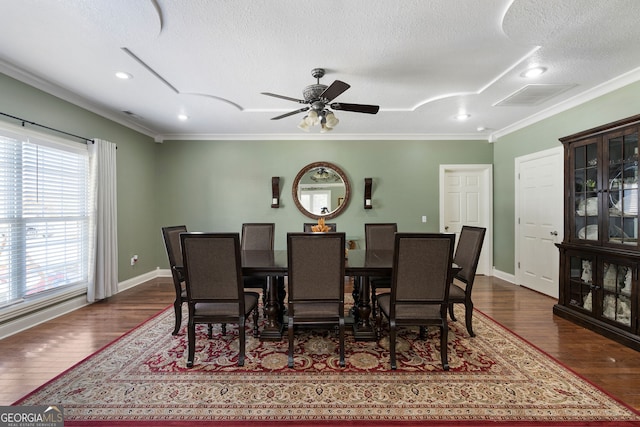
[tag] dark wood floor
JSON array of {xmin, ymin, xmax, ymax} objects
[{"xmin": 1, "ymin": 275, "xmax": 640, "ymax": 410}]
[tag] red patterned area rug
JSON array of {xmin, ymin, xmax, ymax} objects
[{"xmin": 15, "ymin": 304, "xmax": 640, "ymax": 427}]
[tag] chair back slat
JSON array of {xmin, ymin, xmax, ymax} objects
[
  {"xmin": 288, "ymin": 232, "xmax": 345, "ymax": 301},
  {"xmin": 162, "ymin": 225, "xmax": 187, "ymax": 268},
  {"xmin": 241, "ymin": 223, "xmax": 275, "ymax": 251},
  {"xmin": 392, "ymin": 233, "xmax": 455, "ymax": 304},
  {"xmin": 365, "ymin": 223, "xmax": 397, "ymax": 251},
  {"xmin": 181, "ymin": 233, "xmax": 243, "ymax": 302},
  {"xmin": 453, "ymin": 226, "xmax": 486, "ymax": 285}
]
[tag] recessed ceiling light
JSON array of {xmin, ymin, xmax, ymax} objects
[
  {"xmin": 477, "ymin": 126, "xmax": 486, "ymax": 132},
  {"xmin": 454, "ymin": 113, "xmax": 470, "ymax": 121},
  {"xmin": 521, "ymin": 67, "xmax": 547, "ymax": 78},
  {"xmin": 178, "ymin": 114, "xmax": 189, "ymax": 121},
  {"xmin": 115, "ymin": 71, "xmax": 132, "ymax": 80}
]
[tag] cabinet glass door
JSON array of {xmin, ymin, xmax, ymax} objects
[
  {"xmin": 567, "ymin": 255, "xmax": 596, "ymax": 312},
  {"xmin": 600, "ymin": 260, "xmax": 633, "ymax": 327},
  {"xmin": 572, "ymin": 141, "xmax": 599, "ymax": 241},
  {"xmin": 606, "ymin": 131, "xmax": 639, "ymax": 246}
]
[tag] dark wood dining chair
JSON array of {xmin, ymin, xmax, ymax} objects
[
  {"xmin": 180, "ymin": 232, "xmax": 259, "ymax": 367},
  {"xmin": 287, "ymin": 232, "xmax": 346, "ymax": 368},
  {"xmin": 448, "ymin": 225, "xmax": 486, "ymax": 337},
  {"xmin": 161, "ymin": 225, "xmax": 188, "ymax": 335},
  {"xmin": 303, "ymin": 223, "xmax": 337, "ymax": 232},
  {"xmin": 375, "ymin": 233, "xmax": 455, "ymax": 370},
  {"xmin": 365, "ymin": 223, "xmax": 397, "ymax": 318}
]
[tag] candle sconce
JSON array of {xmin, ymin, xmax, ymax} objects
[
  {"xmin": 364, "ymin": 178, "xmax": 372, "ymax": 209},
  {"xmin": 271, "ymin": 176, "xmax": 280, "ymax": 208}
]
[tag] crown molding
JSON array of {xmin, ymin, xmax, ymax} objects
[
  {"xmin": 0, "ymin": 59, "xmax": 157, "ymax": 139},
  {"xmin": 155, "ymin": 132, "xmax": 491, "ymax": 142}
]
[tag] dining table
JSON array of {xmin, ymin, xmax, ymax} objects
[{"xmin": 241, "ymin": 249, "xmax": 461, "ymax": 342}]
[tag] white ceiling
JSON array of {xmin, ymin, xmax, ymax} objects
[{"xmin": 1, "ymin": 0, "xmax": 640, "ymax": 142}]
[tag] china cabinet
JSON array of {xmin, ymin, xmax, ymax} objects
[{"xmin": 555, "ymin": 114, "xmax": 640, "ymax": 350}]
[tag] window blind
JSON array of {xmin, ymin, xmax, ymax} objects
[{"xmin": 0, "ymin": 126, "xmax": 90, "ymax": 308}]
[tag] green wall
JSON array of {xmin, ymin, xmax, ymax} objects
[
  {"xmin": 155, "ymin": 139, "xmax": 493, "ymax": 254},
  {"xmin": 0, "ymin": 73, "xmax": 157, "ymax": 281},
  {"xmin": 492, "ymin": 80, "xmax": 640, "ymax": 274}
]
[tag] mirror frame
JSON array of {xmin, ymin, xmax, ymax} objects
[{"xmin": 292, "ymin": 161, "xmax": 351, "ymax": 220}]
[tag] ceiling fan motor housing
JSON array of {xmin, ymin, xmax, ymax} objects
[{"xmin": 303, "ymin": 84, "xmax": 328, "ymax": 103}]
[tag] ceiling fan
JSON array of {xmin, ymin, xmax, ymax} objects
[{"xmin": 261, "ymin": 68, "xmax": 379, "ymax": 131}]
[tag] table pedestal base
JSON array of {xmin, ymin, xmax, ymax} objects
[
  {"xmin": 352, "ymin": 276, "xmax": 377, "ymax": 341},
  {"xmin": 260, "ymin": 275, "xmax": 285, "ymax": 341}
]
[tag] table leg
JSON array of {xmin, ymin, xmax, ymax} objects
[
  {"xmin": 350, "ymin": 276, "xmax": 360, "ymax": 321},
  {"xmin": 353, "ymin": 275, "xmax": 376, "ymax": 341},
  {"xmin": 260, "ymin": 275, "xmax": 284, "ymax": 340}
]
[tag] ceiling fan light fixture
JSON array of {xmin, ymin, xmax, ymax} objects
[
  {"xmin": 298, "ymin": 117, "xmax": 311, "ymax": 131},
  {"xmin": 306, "ymin": 110, "xmax": 320, "ymax": 126},
  {"xmin": 325, "ymin": 111, "xmax": 339, "ymax": 128},
  {"xmin": 320, "ymin": 122, "xmax": 333, "ymax": 133}
]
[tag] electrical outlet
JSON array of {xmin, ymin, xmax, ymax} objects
[
  {"xmin": 130, "ymin": 255, "xmax": 139, "ymax": 266},
  {"xmin": 421, "ymin": 215, "xmax": 427, "ymax": 223}
]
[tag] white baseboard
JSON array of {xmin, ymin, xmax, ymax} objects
[
  {"xmin": 492, "ymin": 268, "xmax": 517, "ymax": 284},
  {"xmin": 0, "ymin": 269, "xmax": 164, "ymax": 340},
  {"xmin": 118, "ymin": 268, "xmax": 163, "ymax": 292},
  {"xmin": 157, "ymin": 268, "xmax": 171, "ymax": 278}
]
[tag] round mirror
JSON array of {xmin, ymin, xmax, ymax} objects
[{"xmin": 292, "ymin": 161, "xmax": 350, "ymax": 220}]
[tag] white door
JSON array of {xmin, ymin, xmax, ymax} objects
[
  {"xmin": 516, "ymin": 147, "xmax": 563, "ymax": 298},
  {"xmin": 440, "ymin": 165, "xmax": 493, "ymax": 275}
]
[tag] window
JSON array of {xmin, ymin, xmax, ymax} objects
[
  {"xmin": 300, "ymin": 190, "xmax": 331, "ymax": 216},
  {"xmin": 0, "ymin": 125, "xmax": 90, "ymax": 311}
]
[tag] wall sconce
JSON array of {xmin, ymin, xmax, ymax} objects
[
  {"xmin": 271, "ymin": 176, "xmax": 280, "ymax": 208},
  {"xmin": 364, "ymin": 178, "xmax": 372, "ymax": 209}
]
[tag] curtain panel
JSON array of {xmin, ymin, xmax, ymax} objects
[{"xmin": 87, "ymin": 139, "xmax": 118, "ymax": 302}]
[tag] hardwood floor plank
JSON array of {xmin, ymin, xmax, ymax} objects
[{"xmin": 1, "ymin": 275, "xmax": 640, "ymax": 412}]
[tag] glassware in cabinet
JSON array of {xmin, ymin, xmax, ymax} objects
[
  {"xmin": 568, "ymin": 255, "xmax": 595, "ymax": 312},
  {"xmin": 573, "ymin": 142, "xmax": 599, "ymax": 241},
  {"xmin": 606, "ymin": 132, "xmax": 639, "ymax": 246},
  {"xmin": 601, "ymin": 261, "xmax": 633, "ymax": 327}
]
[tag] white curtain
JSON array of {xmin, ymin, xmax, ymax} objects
[{"xmin": 87, "ymin": 139, "xmax": 118, "ymax": 302}]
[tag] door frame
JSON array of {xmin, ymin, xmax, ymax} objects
[
  {"xmin": 439, "ymin": 164, "xmax": 493, "ymax": 275},
  {"xmin": 514, "ymin": 146, "xmax": 563, "ymax": 293}
]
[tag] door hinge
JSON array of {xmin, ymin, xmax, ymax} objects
[{"xmin": 518, "ymin": 262, "xmax": 520, "ymax": 269}]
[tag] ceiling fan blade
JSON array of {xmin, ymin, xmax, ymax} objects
[
  {"xmin": 261, "ymin": 92, "xmax": 305, "ymax": 103},
  {"xmin": 319, "ymin": 80, "xmax": 350, "ymax": 102},
  {"xmin": 330, "ymin": 102, "xmax": 380, "ymax": 114},
  {"xmin": 270, "ymin": 107, "xmax": 310, "ymax": 120}
]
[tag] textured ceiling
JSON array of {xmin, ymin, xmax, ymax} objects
[{"xmin": 0, "ymin": 0, "xmax": 639, "ymax": 141}]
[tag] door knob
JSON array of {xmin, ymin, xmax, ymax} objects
[{"xmin": 550, "ymin": 231, "xmax": 558, "ymax": 236}]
